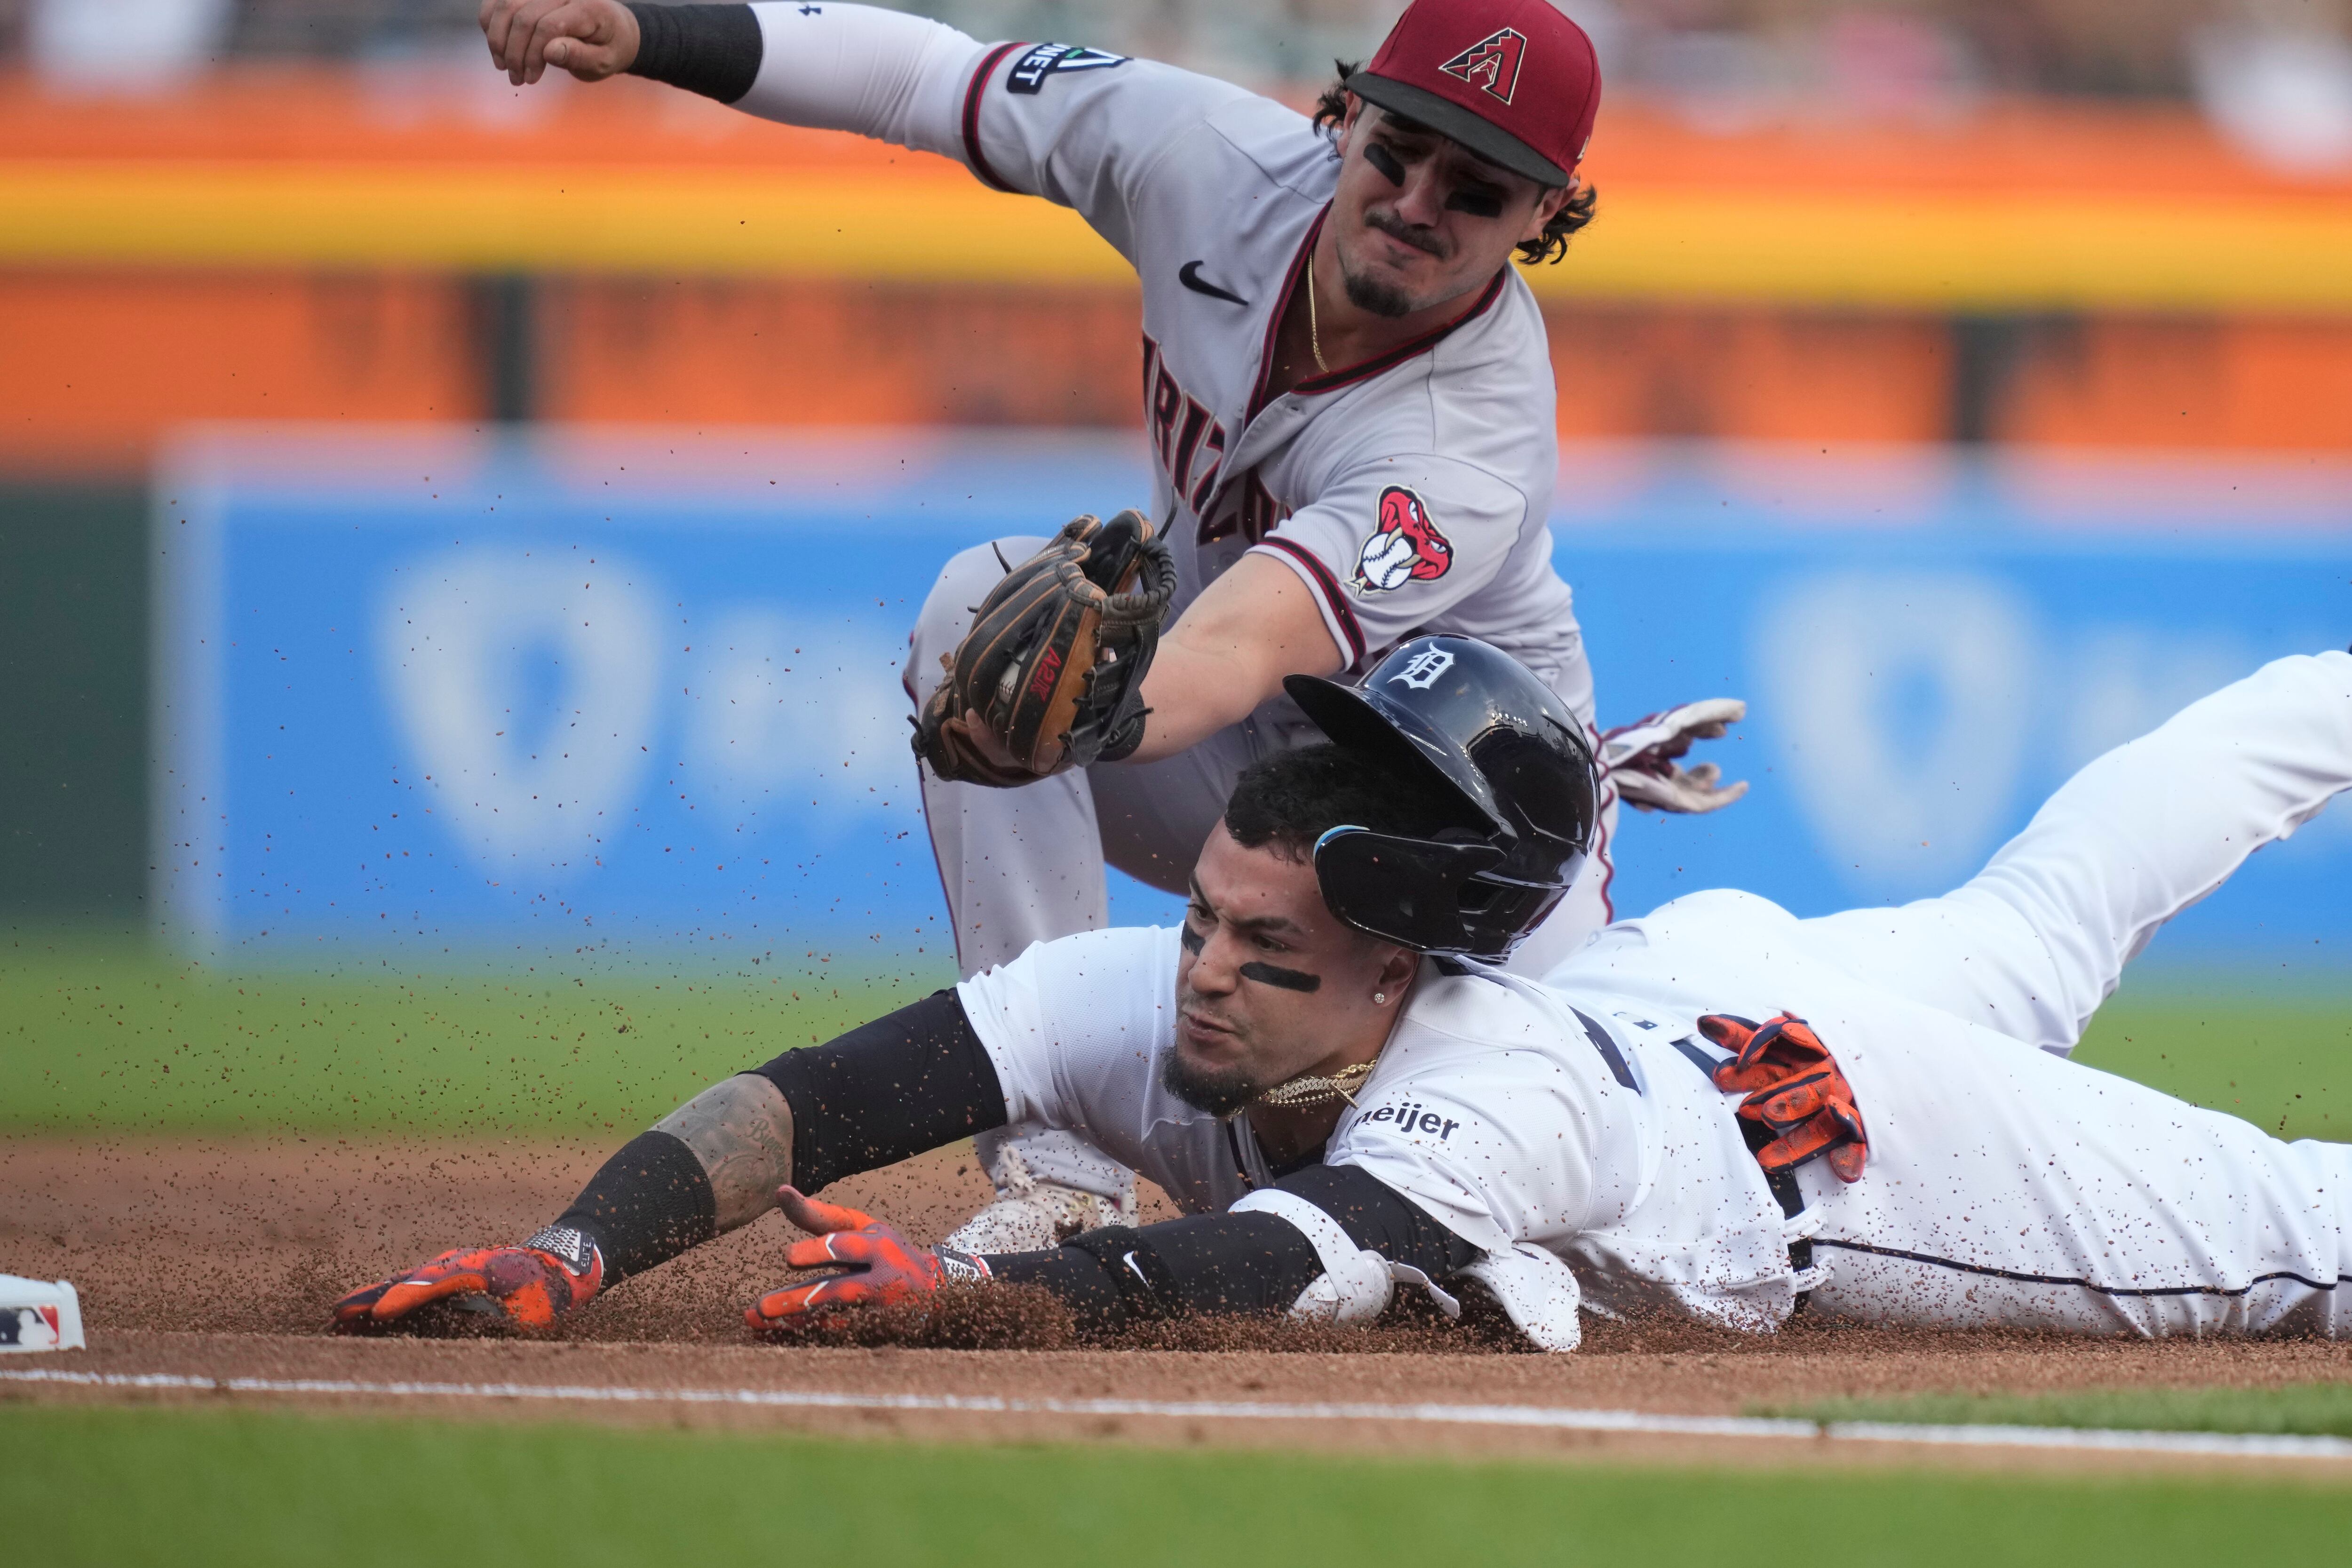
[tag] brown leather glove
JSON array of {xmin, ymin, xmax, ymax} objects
[{"xmin": 914, "ymin": 511, "xmax": 1175, "ymax": 787}]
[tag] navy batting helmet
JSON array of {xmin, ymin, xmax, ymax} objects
[{"xmin": 1283, "ymin": 636, "xmax": 1598, "ymax": 961}]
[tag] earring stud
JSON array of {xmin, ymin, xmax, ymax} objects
[{"xmin": 1373, "ymin": 991, "xmax": 1387, "ymax": 1004}]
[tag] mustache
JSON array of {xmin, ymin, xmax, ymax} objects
[
  {"xmin": 1362, "ymin": 207, "xmax": 1448, "ymax": 258},
  {"xmin": 1178, "ymin": 989, "xmax": 1241, "ymax": 1033}
]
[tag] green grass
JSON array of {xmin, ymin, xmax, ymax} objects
[
  {"xmin": 1763, "ymin": 1382, "xmax": 2352, "ymax": 1438},
  {"xmin": 5, "ymin": 1404, "xmax": 2350, "ymax": 1567},
  {"xmin": 0, "ymin": 930, "xmax": 946, "ymax": 1133},
  {"xmin": 4, "ymin": 929, "xmax": 2348, "ymax": 1139},
  {"xmin": 2073, "ymin": 987, "xmax": 2352, "ymax": 1142}
]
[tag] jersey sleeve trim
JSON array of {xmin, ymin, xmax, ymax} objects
[
  {"xmin": 960, "ymin": 41, "xmax": 1027, "ymax": 192},
  {"xmin": 1253, "ymin": 535, "xmax": 1366, "ymax": 665}
]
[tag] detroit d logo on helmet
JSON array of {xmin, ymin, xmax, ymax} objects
[
  {"xmin": 1353, "ymin": 486, "xmax": 1453, "ymax": 594},
  {"xmin": 1439, "ymin": 27, "xmax": 1528, "ymax": 104}
]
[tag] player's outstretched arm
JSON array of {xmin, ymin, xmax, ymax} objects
[
  {"xmin": 334, "ymin": 989, "xmax": 1008, "ymax": 1331},
  {"xmin": 330, "ymin": 1073, "xmax": 791, "ymax": 1332},
  {"xmin": 747, "ymin": 1162, "xmax": 1476, "ymax": 1337},
  {"xmin": 481, "ymin": 0, "xmax": 640, "ymax": 85},
  {"xmin": 1120, "ymin": 555, "xmax": 1344, "ymax": 764}
]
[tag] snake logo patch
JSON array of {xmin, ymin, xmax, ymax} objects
[{"xmin": 1353, "ymin": 486, "xmax": 1453, "ymax": 593}]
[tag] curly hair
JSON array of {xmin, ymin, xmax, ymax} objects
[
  {"xmin": 1224, "ymin": 743, "xmax": 1476, "ymax": 864},
  {"xmin": 1312, "ymin": 62, "xmax": 1596, "ymax": 266}
]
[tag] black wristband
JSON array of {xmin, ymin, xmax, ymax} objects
[
  {"xmin": 983, "ymin": 1245, "xmax": 1130, "ymax": 1334},
  {"xmin": 1059, "ymin": 1211, "xmax": 1327, "ymax": 1321},
  {"xmin": 624, "ymin": 3, "xmax": 763, "ymax": 104},
  {"xmin": 1092, "ymin": 702, "xmax": 1150, "ymax": 764},
  {"xmin": 554, "ymin": 1129, "xmax": 718, "ymax": 1282},
  {"xmin": 1061, "ymin": 1226, "xmax": 1181, "ymax": 1325}
]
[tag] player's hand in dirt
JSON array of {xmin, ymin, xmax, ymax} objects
[
  {"xmin": 331, "ymin": 1230, "xmax": 605, "ymax": 1333},
  {"xmin": 480, "ymin": 0, "xmax": 639, "ymax": 85},
  {"xmin": 746, "ymin": 1188, "xmax": 992, "ymax": 1329},
  {"xmin": 1599, "ymin": 697, "xmax": 1748, "ymax": 814}
]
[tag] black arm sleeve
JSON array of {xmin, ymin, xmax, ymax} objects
[
  {"xmin": 982, "ymin": 1164, "xmax": 1475, "ymax": 1333},
  {"xmin": 985, "ymin": 1212, "xmax": 1323, "ymax": 1335},
  {"xmin": 751, "ymin": 989, "xmax": 1009, "ymax": 1194},
  {"xmin": 624, "ymin": 3, "xmax": 762, "ymax": 103},
  {"xmin": 1273, "ymin": 1162, "xmax": 1479, "ymax": 1278}
]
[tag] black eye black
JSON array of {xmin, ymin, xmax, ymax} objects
[
  {"xmin": 1446, "ymin": 189, "xmax": 1503, "ymax": 218},
  {"xmin": 1363, "ymin": 142, "xmax": 1406, "ymax": 186}
]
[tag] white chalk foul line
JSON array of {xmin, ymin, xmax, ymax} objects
[{"xmin": 7, "ymin": 1366, "xmax": 2351, "ymax": 1462}]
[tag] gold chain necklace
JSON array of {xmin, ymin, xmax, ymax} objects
[
  {"xmin": 1305, "ymin": 250, "xmax": 1330, "ymax": 374},
  {"xmin": 1256, "ymin": 1057, "xmax": 1375, "ymax": 1109}
]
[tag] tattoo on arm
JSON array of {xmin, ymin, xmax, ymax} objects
[{"xmin": 653, "ymin": 1074, "xmax": 795, "ymax": 1232}]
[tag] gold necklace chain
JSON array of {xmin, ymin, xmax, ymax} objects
[
  {"xmin": 1256, "ymin": 1057, "xmax": 1375, "ymax": 1109},
  {"xmin": 1306, "ymin": 250, "xmax": 1330, "ymax": 374}
]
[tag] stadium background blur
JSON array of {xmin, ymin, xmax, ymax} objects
[
  {"xmin": 6, "ymin": 11, "xmax": 2352, "ymax": 1555},
  {"xmin": 1, "ymin": 0, "xmax": 2348, "ymax": 1052}
]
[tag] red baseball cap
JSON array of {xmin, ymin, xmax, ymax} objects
[{"xmin": 1348, "ymin": 0, "xmax": 1602, "ymax": 188}]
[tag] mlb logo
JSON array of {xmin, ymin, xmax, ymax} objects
[{"xmin": 0, "ymin": 1277, "xmax": 85, "ymax": 1354}]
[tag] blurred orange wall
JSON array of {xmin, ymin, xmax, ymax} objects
[
  {"xmin": 15, "ymin": 274, "xmax": 2352, "ymax": 470},
  {"xmin": 0, "ymin": 272, "xmax": 479, "ymax": 470},
  {"xmin": 1995, "ymin": 318, "xmax": 2352, "ymax": 448},
  {"xmin": 4, "ymin": 67, "xmax": 2350, "ymax": 471}
]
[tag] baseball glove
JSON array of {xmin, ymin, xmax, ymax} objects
[{"xmin": 914, "ymin": 510, "xmax": 1176, "ymax": 788}]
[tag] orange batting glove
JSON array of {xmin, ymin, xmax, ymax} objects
[
  {"xmin": 746, "ymin": 1188, "xmax": 992, "ymax": 1330},
  {"xmin": 1700, "ymin": 1012, "xmax": 1869, "ymax": 1184},
  {"xmin": 331, "ymin": 1226, "xmax": 604, "ymax": 1332}
]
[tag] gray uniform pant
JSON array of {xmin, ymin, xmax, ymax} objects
[{"xmin": 909, "ymin": 537, "xmax": 1620, "ymax": 1199}]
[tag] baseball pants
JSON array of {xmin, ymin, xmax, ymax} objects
[
  {"xmin": 1791, "ymin": 648, "xmax": 2352, "ymax": 1056},
  {"xmin": 1626, "ymin": 651, "xmax": 2352, "ymax": 1336}
]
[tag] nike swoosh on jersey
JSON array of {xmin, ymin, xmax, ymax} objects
[{"xmin": 1178, "ymin": 260, "xmax": 1250, "ymax": 306}]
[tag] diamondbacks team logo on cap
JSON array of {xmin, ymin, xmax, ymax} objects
[
  {"xmin": 1354, "ymin": 486, "xmax": 1454, "ymax": 594},
  {"xmin": 1439, "ymin": 26, "xmax": 1528, "ymax": 104}
]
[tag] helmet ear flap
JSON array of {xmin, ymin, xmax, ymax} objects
[{"xmin": 1313, "ymin": 827, "xmax": 1506, "ymax": 952}]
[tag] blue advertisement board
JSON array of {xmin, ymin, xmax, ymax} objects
[{"xmin": 155, "ymin": 428, "xmax": 2352, "ymax": 972}]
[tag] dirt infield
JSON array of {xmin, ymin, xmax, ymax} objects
[{"xmin": 10, "ymin": 1133, "xmax": 2352, "ymax": 1470}]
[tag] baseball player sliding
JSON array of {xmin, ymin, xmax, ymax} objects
[
  {"xmin": 339, "ymin": 639, "xmax": 2352, "ymax": 1348},
  {"xmin": 475, "ymin": 0, "xmax": 1748, "ymax": 1252}
]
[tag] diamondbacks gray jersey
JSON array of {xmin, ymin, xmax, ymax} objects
[{"xmin": 737, "ymin": 3, "xmax": 1591, "ymax": 709}]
